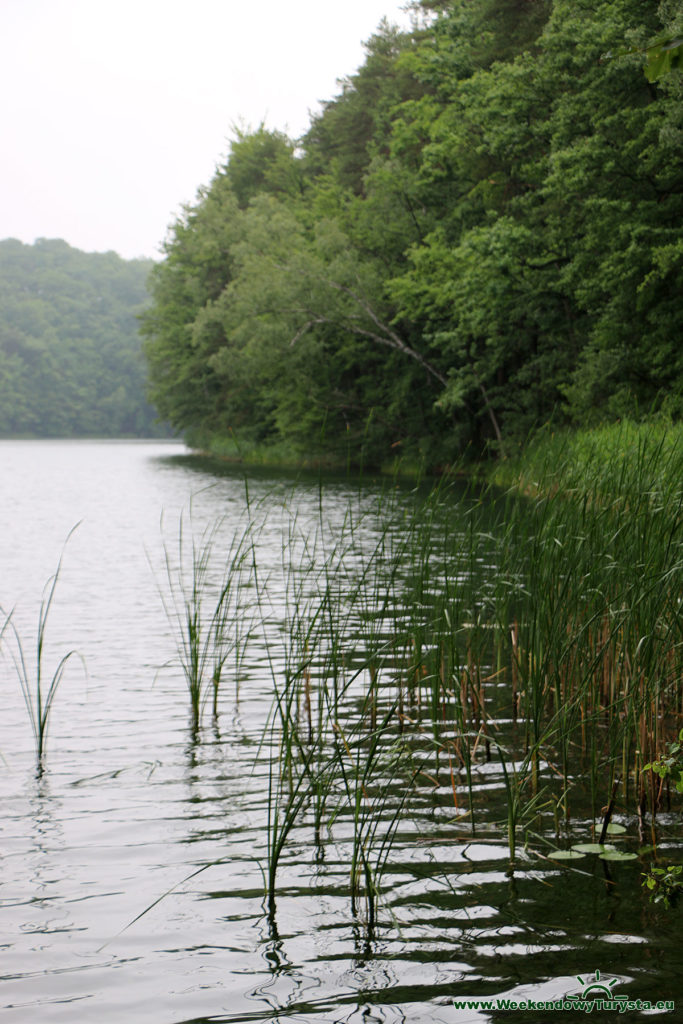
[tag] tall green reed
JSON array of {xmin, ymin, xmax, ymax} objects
[
  {"xmin": 489, "ymin": 423, "xmax": 683, "ymax": 834},
  {"xmin": 1, "ymin": 524, "xmax": 84, "ymax": 775},
  {"xmin": 154, "ymin": 506, "xmax": 258, "ymax": 731},
  {"xmin": 253, "ymin": 486, "xmax": 421, "ymax": 926},
  {"xmin": 192, "ymin": 426, "xmax": 681, "ymax": 927}
]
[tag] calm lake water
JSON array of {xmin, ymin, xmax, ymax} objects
[{"xmin": 0, "ymin": 440, "xmax": 680, "ymax": 1023}]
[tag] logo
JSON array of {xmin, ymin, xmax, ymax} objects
[
  {"xmin": 568, "ymin": 969, "xmax": 625, "ymax": 1005},
  {"xmin": 451, "ymin": 966, "xmax": 675, "ymax": 1014}
]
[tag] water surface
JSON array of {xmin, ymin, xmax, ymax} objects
[{"xmin": 0, "ymin": 441, "xmax": 680, "ymax": 1023}]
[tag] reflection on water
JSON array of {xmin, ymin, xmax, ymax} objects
[{"xmin": 0, "ymin": 440, "xmax": 680, "ymax": 1023}]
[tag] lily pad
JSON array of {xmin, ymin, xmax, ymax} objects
[
  {"xmin": 605, "ymin": 823, "xmax": 627, "ymax": 835},
  {"xmin": 548, "ymin": 849, "xmax": 586, "ymax": 860},
  {"xmin": 599, "ymin": 850, "xmax": 638, "ymax": 862},
  {"xmin": 572, "ymin": 842, "xmax": 616, "ymax": 854}
]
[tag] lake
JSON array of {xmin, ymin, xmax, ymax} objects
[{"xmin": 0, "ymin": 440, "xmax": 680, "ymax": 1023}]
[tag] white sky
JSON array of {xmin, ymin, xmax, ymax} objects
[{"xmin": 0, "ymin": 0, "xmax": 412, "ymax": 260}]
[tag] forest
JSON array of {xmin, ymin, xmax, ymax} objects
[
  {"xmin": 0, "ymin": 238, "xmax": 165, "ymax": 437},
  {"xmin": 142, "ymin": 0, "xmax": 682, "ymax": 469}
]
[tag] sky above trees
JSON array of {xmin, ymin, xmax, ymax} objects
[{"xmin": 0, "ymin": 0, "xmax": 410, "ymax": 260}]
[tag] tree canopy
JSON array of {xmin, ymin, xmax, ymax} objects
[
  {"xmin": 142, "ymin": 0, "xmax": 682, "ymax": 466},
  {"xmin": 0, "ymin": 238, "xmax": 166, "ymax": 437}
]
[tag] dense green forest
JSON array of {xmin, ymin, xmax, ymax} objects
[
  {"xmin": 142, "ymin": 0, "xmax": 683, "ymax": 468},
  {"xmin": 0, "ymin": 238, "xmax": 166, "ymax": 437}
]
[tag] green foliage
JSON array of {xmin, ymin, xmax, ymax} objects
[
  {"xmin": 303, "ymin": 20, "xmax": 426, "ymax": 195},
  {"xmin": 644, "ymin": 36, "xmax": 683, "ymax": 81},
  {"xmin": 225, "ymin": 126, "xmax": 304, "ymax": 208},
  {"xmin": 142, "ymin": 0, "xmax": 683, "ymax": 465},
  {"xmin": 642, "ymin": 864, "xmax": 683, "ymax": 908},
  {"xmin": 0, "ymin": 238, "xmax": 165, "ymax": 437},
  {"xmin": 643, "ymin": 729, "xmax": 683, "ymax": 795},
  {"xmin": 396, "ymin": 0, "xmax": 682, "ymax": 446}
]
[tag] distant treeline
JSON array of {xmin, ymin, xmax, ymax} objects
[
  {"xmin": 142, "ymin": 0, "xmax": 683, "ymax": 467},
  {"xmin": 0, "ymin": 238, "xmax": 167, "ymax": 438}
]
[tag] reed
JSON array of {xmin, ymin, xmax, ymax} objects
[
  {"xmin": 154, "ymin": 506, "xmax": 258, "ymax": 731},
  {"xmin": 252, "ymin": 489, "xmax": 415, "ymax": 924},
  {"xmin": 1, "ymin": 525, "xmax": 84, "ymax": 775},
  {"xmin": 333, "ymin": 702, "xmax": 414, "ymax": 930},
  {"xmin": 253, "ymin": 507, "xmax": 328, "ymax": 921},
  {"xmin": 489, "ymin": 423, "xmax": 683, "ymax": 835},
  {"xmin": 184, "ymin": 423, "xmax": 682, "ymax": 928}
]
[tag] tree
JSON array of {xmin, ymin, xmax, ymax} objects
[
  {"xmin": 0, "ymin": 239, "xmax": 162, "ymax": 437},
  {"xmin": 141, "ymin": 0, "xmax": 683, "ymax": 464}
]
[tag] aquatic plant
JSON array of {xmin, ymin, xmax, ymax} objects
[
  {"xmin": 642, "ymin": 863, "xmax": 683, "ymax": 908},
  {"xmin": 333, "ymin": 697, "xmax": 416, "ymax": 930},
  {"xmin": 1, "ymin": 525, "xmax": 84, "ymax": 775},
  {"xmin": 171, "ymin": 423, "xmax": 682, "ymax": 931},
  {"xmin": 482, "ymin": 425, "xmax": 683, "ymax": 836},
  {"xmin": 251, "ymin": 490, "xmax": 415, "ymax": 924},
  {"xmin": 643, "ymin": 728, "xmax": 683, "ymax": 798},
  {"xmin": 154, "ymin": 506, "xmax": 258, "ymax": 731}
]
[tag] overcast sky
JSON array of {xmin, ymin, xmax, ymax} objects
[{"xmin": 1, "ymin": 0, "xmax": 412, "ymax": 260}]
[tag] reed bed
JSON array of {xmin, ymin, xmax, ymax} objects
[
  {"xmin": 159, "ymin": 424, "xmax": 682, "ymax": 925},
  {"xmin": 490, "ymin": 424, "xmax": 683, "ymax": 842}
]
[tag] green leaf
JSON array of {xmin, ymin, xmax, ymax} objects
[{"xmin": 645, "ymin": 40, "xmax": 683, "ymax": 82}]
